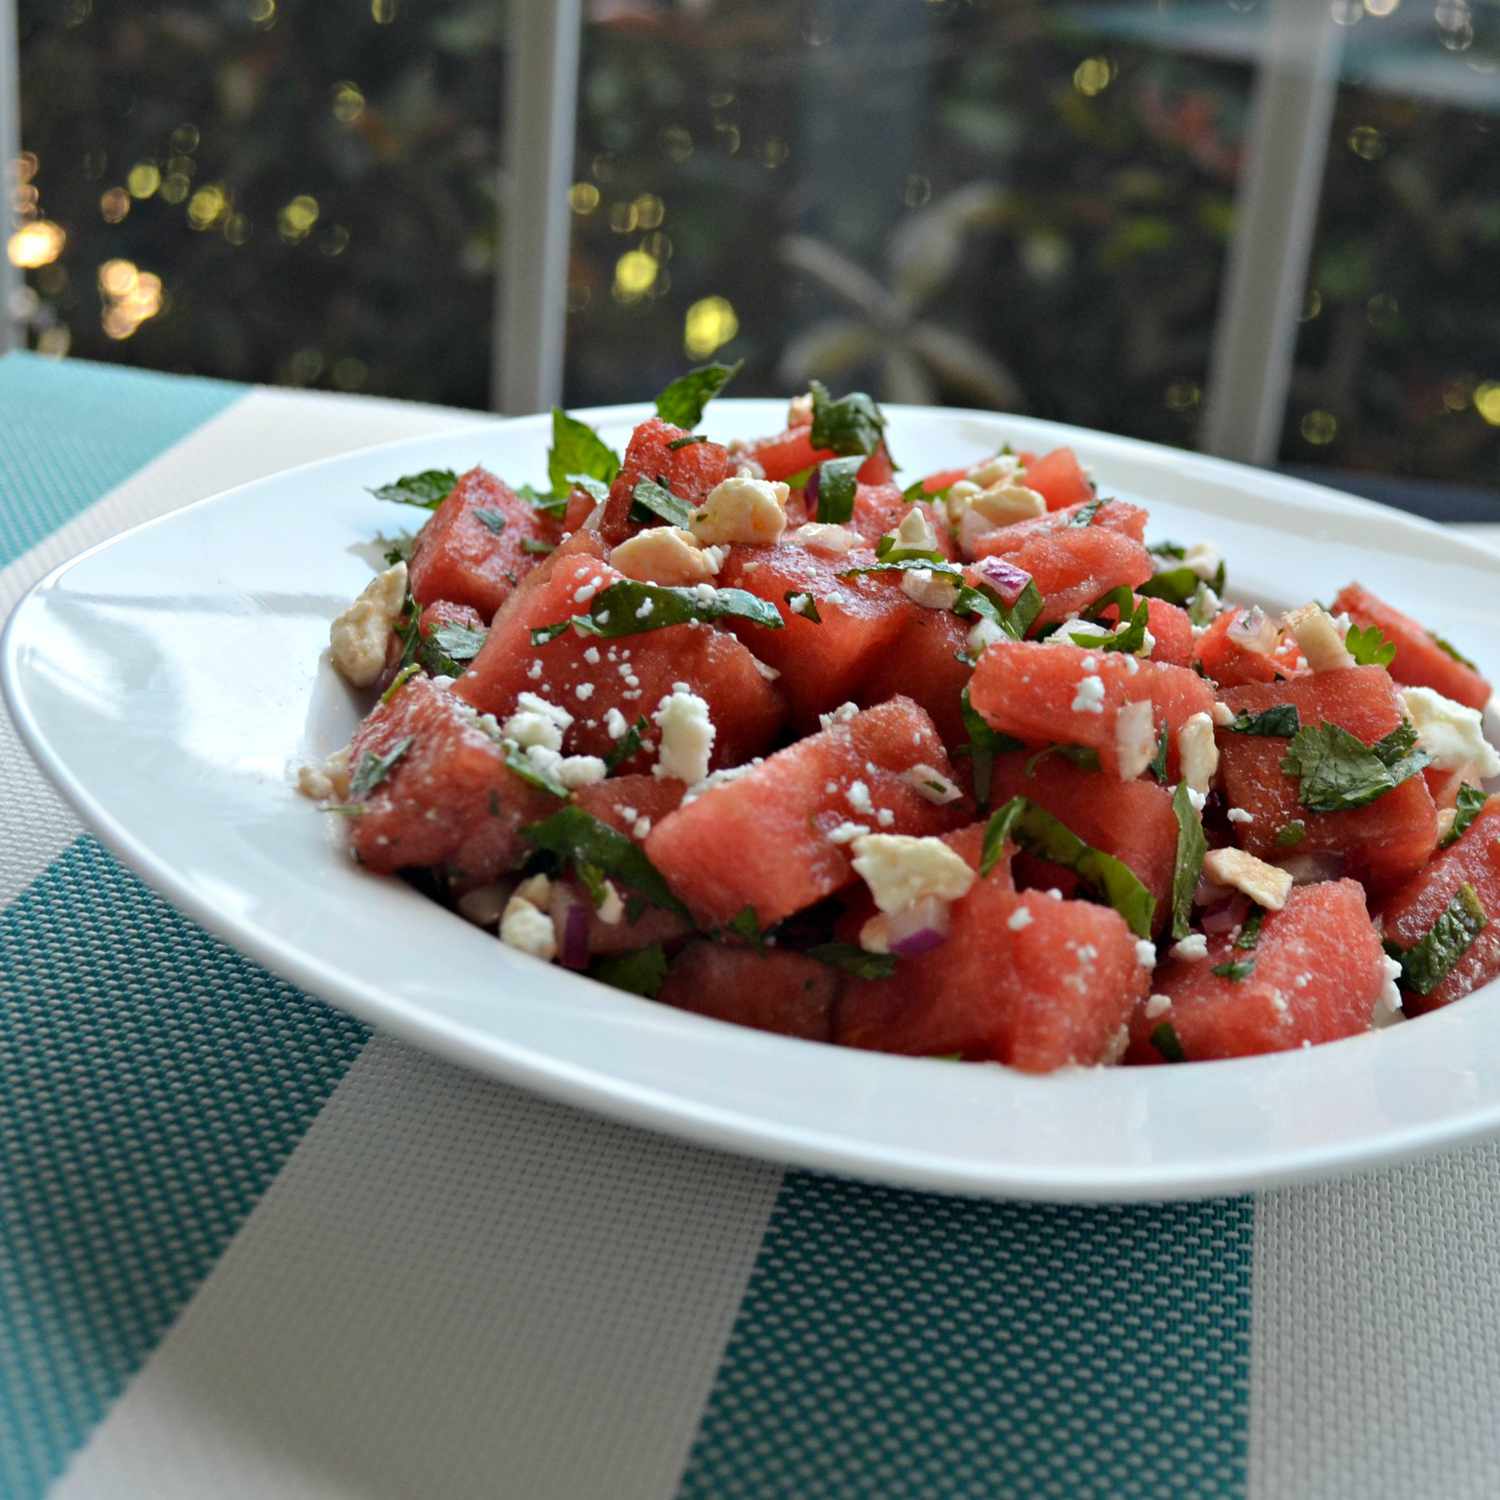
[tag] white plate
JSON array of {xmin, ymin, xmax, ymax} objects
[{"xmin": 7, "ymin": 400, "xmax": 1500, "ymax": 1201}]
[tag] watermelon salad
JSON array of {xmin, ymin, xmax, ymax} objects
[{"xmin": 299, "ymin": 365, "xmax": 1500, "ymax": 1072}]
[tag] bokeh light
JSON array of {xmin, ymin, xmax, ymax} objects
[
  {"xmin": 1300, "ymin": 410, "xmax": 1338, "ymax": 445},
  {"xmin": 612, "ymin": 249, "xmax": 658, "ymax": 301},
  {"xmin": 97, "ymin": 260, "xmax": 164, "ymax": 340},
  {"xmin": 1473, "ymin": 382, "xmax": 1500, "ymax": 426},
  {"xmin": 8, "ymin": 221, "xmax": 66, "ymax": 269},
  {"xmin": 1073, "ymin": 57, "xmax": 1114, "ymax": 97},
  {"xmin": 278, "ymin": 194, "xmax": 320, "ymax": 243},
  {"xmin": 127, "ymin": 162, "xmax": 161, "ymax": 199},
  {"xmin": 99, "ymin": 187, "xmax": 130, "ymax": 223},
  {"xmin": 684, "ymin": 296, "xmax": 738, "ymax": 358},
  {"xmin": 568, "ymin": 182, "xmax": 600, "ymax": 215}
]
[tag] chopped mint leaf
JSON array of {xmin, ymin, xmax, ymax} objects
[
  {"xmin": 1274, "ymin": 820, "xmax": 1307, "ymax": 847},
  {"xmin": 368, "ymin": 469, "xmax": 458, "ymax": 510},
  {"xmin": 1149, "ymin": 724, "xmax": 1170, "ymax": 784},
  {"xmin": 956, "ymin": 682, "xmax": 1024, "ymax": 808},
  {"xmin": 380, "ymin": 661, "xmax": 421, "ymax": 704},
  {"xmin": 1386, "ymin": 882, "xmax": 1487, "ymax": 997},
  {"xmin": 902, "ymin": 477, "xmax": 952, "ymax": 505},
  {"xmin": 654, "ymin": 360, "xmax": 743, "ymax": 429},
  {"xmin": 517, "ymin": 481, "xmax": 570, "ymax": 519},
  {"xmin": 1078, "ymin": 587, "xmax": 1150, "ymax": 654},
  {"xmin": 472, "ymin": 508, "xmax": 507, "ymax": 536},
  {"xmin": 1151, "ymin": 1021, "xmax": 1186, "ymax": 1063},
  {"xmin": 874, "ymin": 531, "xmax": 945, "ymax": 565},
  {"xmin": 806, "ymin": 942, "xmax": 897, "ymax": 980},
  {"xmin": 980, "ymin": 796, "xmax": 1157, "ymax": 938},
  {"xmin": 603, "ymin": 714, "xmax": 651, "ymax": 771},
  {"xmin": 1231, "ymin": 705, "xmax": 1300, "ymax": 737},
  {"xmin": 1148, "ymin": 540, "xmax": 1187, "ymax": 560},
  {"xmin": 502, "ymin": 742, "xmax": 569, "ymax": 798},
  {"xmin": 548, "ymin": 409, "xmax": 620, "ymax": 499},
  {"xmin": 1280, "ymin": 719, "xmax": 1430, "ymax": 813},
  {"xmin": 952, "ymin": 577, "xmax": 1044, "ymax": 644},
  {"xmin": 781, "ymin": 465, "xmax": 815, "ymax": 490},
  {"xmin": 629, "ymin": 476, "xmax": 693, "ymax": 529},
  {"xmin": 521, "ymin": 537, "xmax": 555, "ymax": 556},
  {"xmin": 841, "ymin": 558, "xmax": 964, "ymax": 580},
  {"xmin": 1432, "ymin": 632, "xmax": 1478, "ymax": 671},
  {"xmin": 1136, "ymin": 565, "xmax": 1200, "ymax": 607},
  {"xmin": 784, "ymin": 590, "xmax": 822, "ymax": 623},
  {"xmin": 1211, "ymin": 957, "xmax": 1256, "ymax": 981},
  {"xmin": 1068, "ymin": 498, "xmax": 1104, "ymax": 528},
  {"xmin": 566, "ymin": 474, "xmax": 611, "ymax": 505},
  {"xmin": 589, "ymin": 944, "xmax": 669, "ymax": 999},
  {"xmin": 430, "ymin": 622, "xmax": 488, "ymax": 663},
  {"xmin": 1441, "ymin": 784, "xmax": 1489, "ymax": 848},
  {"xmin": 814, "ymin": 455, "xmax": 863, "ymax": 524},
  {"xmin": 1170, "ymin": 781, "xmax": 1207, "ymax": 941},
  {"xmin": 524, "ymin": 806, "xmax": 687, "ymax": 916},
  {"xmin": 531, "ymin": 579, "xmax": 785, "ymax": 645},
  {"xmin": 810, "ymin": 379, "xmax": 887, "ymax": 458},
  {"xmin": 349, "ymin": 736, "xmax": 413, "ymax": 800},
  {"xmin": 1234, "ymin": 907, "xmax": 1266, "ymax": 950},
  {"xmin": 724, "ymin": 906, "xmax": 764, "ymax": 947},
  {"xmin": 667, "ymin": 434, "xmax": 709, "ymax": 450},
  {"xmin": 1345, "ymin": 623, "xmax": 1396, "ymax": 667}
]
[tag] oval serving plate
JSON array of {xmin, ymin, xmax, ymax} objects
[{"xmin": 6, "ymin": 399, "xmax": 1500, "ymax": 1202}]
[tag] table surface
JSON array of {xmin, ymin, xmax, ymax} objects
[{"xmin": 3, "ymin": 351, "xmax": 1500, "ymax": 1500}]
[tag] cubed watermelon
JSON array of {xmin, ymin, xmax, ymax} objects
[
  {"xmin": 600, "ymin": 416, "xmax": 733, "ymax": 546},
  {"xmin": 856, "ymin": 603, "xmax": 971, "ymax": 752},
  {"xmin": 1217, "ymin": 667, "xmax": 1438, "ymax": 889},
  {"xmin": 969, "ymin": 640, "xmax": 1216, "ymax": 779},
  {"xmin": 1126, "ymin": 880, "xmax": 1386, "ymax": 1061},
  {"xmin": 972, "ymin": 521, "xmax": 1153, "ymax": 627},
  {"xmin": 836, "ymin": 883, "xmax": 1147, "ymax": 1071},
  {"xmin": 1017, "ymin": 447, "xmax": 1095, "ymax": 511},
  {"xmin": 1333, "ymin": 582, "xmax": 1491, "ymax": 712},
  {"xmin": 1379, "ymin": 799, "xmax": 1500, "ymax": 1015},
  {"xmin": 417, "ymin": 600, "xmax": 486, "ymax": 639},
  {"xmin": 407, "ymin": 466, "xmax": 556, "ymax": 622},
  {"xmin": 572, "ymin": 773, "xmax": 685, "ymax": 842},
  {"xmin": 1193, "ymin": 608, "xmax": 1306, "ymax": 688},
  {"xmin": 657, "ymin": 943, "xmax": 838, "ymax": 1041},
  {"xmin": 847, "ymin": 488, "xmax": 957, "ymax": 556},
  {"xmin": 346, "ymin": 674, "xmax": 558, "ymax": 881},
  {"xmin": 746, "ymin": 426, "xmax": 894, "ymax": 486},
  {"xmin": 644, "ymin": 697, "xmax": 970, "ymax": 929},
  {"xmin": 971, "ymin": 495, "xmax": 1147, "ymax": 554}
]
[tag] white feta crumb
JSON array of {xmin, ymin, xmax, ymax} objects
[
  {"xmin": 846, "ymin": 779, "xmax": 875, "ymax": 816},
  {"xmin": 1135, "ymin": 939, "xmax": 1157, "ymax": 969},
  {"xmin": 609, "ymin": 526, "xmax": 715, "ymax": 586},
  {"xmin": 1123, "ymin": 654, "xmax": 1139, "ymax": 676},
  {"xmin": 901, "ymin": 566, "xmax": 960, "ymax": 611},
  {"xmin": 876, "ymin": 808, "xmax": 895, "ymax": 828},
  {"xmin": 1399, "ymin": 686, "xmax": 1500, "ymax": 777},
  {"xmin": 295, "ymin": 746, "xmax": 351, "ymax": 803},
  {"xmin": 967, "ymin": 616, "xmax": 1008, "ymax": 656},
  {"xmin": 328, "ymin": 561, "xmax": 407, "ymax": 687},
  {"xmin": 635, "ymin": 598, "xmax": 655, "ymax": 620},
  {"xmin": 1202, "ymin": 847, "xmax": 1293, "ymax": 910},
  {"xmin": 1186, "ymin": 786, "xmax": 1207, "ymax": 813},
  {"xmin": 574, "ymin": 682, "xmax": 595, "ymax": 702},
  {"xmin": 1210, "ymin": 700, "xmax": 1234, "ymax": 727},
  {"xmin": 1144, "ymin": 993, "xmax": 1172, "ymax": 1019},
  {"xmin": 690, "ymin": 475, "xmax": 789, "ymax": 546},
  {"xmin": 1114, "ymin": 699, "xmax": 1157, "ymax": 780},
  {"xmin": 573, "ymin": 577, "xmax": 602, "ymax": 605},
  {"xmin": 788, "ymin": 522, "xmax": 861, "ymax": 555},
  {"xmin": 850, "ymin": 833, "xmax": 976, "ymax": 914},
  {"xmin": 1007, "ymin": 905, "xmax": 1034, "ymax": 931},
  {"xmin": 556, "ymin": 755, "xmax": 607, "ymax": 789},
  {"xmin": 1373, "ymin": 953, "xmax": 1405, "ymax": 1028},
  {"xmin": 500, "ymin": 894, "xmax": 558, "ymax": 961},
  {"xmin": 595, "ymin": 880, "xmax": 624, "ymax": 926},
  {"xmin": 891, "ymin": 506, "xmax": 939, "ymax": 555},
  {"xmin": 604, "ymin": 707, "xmax": 628, "ymax": 740},
  {"xmin": 632, "ymin": 816, "xmax": 651, "ymax": 839},
  {"xmin": 1071, "ymin": 673, "xmax": 1107, "ymax": 715},
  {"xmin": 1227, "ymin": 807, "xmax": 1253, "ymax": 826},
  {"xmin": 1283, "ymin": 602, "xmax": 1355, "ymax": 673},
  {"xmin": 503, "ymin": 693, "xmax": 574, "ymax": 752},
  {"xmin": 527, "ymin": 659, "xmax": 544, "ymax": 681},
  {"xmin": 827, "ymin": 820, "xmax": 871, "ymax": 845},
  {"xmin": 1178, "ymin": 711, "xmax": 1219, "ymax": 794},
  {"xmin": 1182, "ymin": 541, "xmax": 1222, "ymax": 582},
  {"xmin": 1047, "ymin": 888, "xmax": 1063, "ymax": 901},
  {"xmin": 900, "ymin": 763, "xmax": 963, "ymax": 805},
  {"xmin": 1171, "ymin": 934, "xmax": 1209, "ymax": 961},
  {"xmin": 818, "ymin": 702, "xmax": 861, "ymax": 730},
  {"xmin": 1054, "ymin": 619, "xmax": 1112, "ymax": 647},
  {"xmin": 653, "ymin": 686, "xmax": 715, "ymax": 784}
]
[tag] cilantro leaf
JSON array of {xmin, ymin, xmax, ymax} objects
[
  {"xmin": 1211, "ymin": 957, "xmax": 1256, "ymax": 981},
  {"xmin": 1151, "ymin": 1021, "xmax": 1187, "ymax": 1063},
  {"xmin": 349, "ymin": 736, "xmax": 413, "ymax": 800},
  {"xmin": 548, "ymin": 409, "xmax": 620, "ymax": 499},
  {"xmin": 1345, "ymin": 623, "xmax": 1396, "ymax": 667},
  {"xmin": 1432, "ymin": 632, "xmax": 1478, "ymax": 671},
  {"xmin": 1169, "ymin": 781, "xmax": 1207, "ymax": 940},
  {"xmin": 524, "ymin": 806, "xmax": 687, "ymax": 915},
  {"xmin": 1442, "ymin": 784, "xmax": 1489, "ymax": 848},
  {"xmin": 813, "ymin": 455, "xmax": 863, "ymax": 524},
  {"xmin": 957, "ymin": 683, "xmax": 1024, "ymax": 808},
  {"xmin": 1230, "ymin": 706, "xmax": 1300, "ymax": 737},
  {"xmin": 472, "ymin": 508, "xmax": 507, "ymax": 536},
  {"xmin": 629, "ymin": 476, "xmax": 693, "ymax": 529},
  {"xmin": 654, "ymin": 360, "xmax": 743, "ymax": 429},
  {"xmin": 806, "ymin": 942, "xmax": 898, "ymax": 980},
  {"xmin": 589, "ymin": 944, "xmax": 669, "ymax": 999},
  {"xmin": 784, "ymin": 590, "xmax": 822, "ymax": 623},
  {"xmin": 1280, "ymin": 720, "xmax": 1430, "ymax": 813},
  {"xmin": 809, "ymin": 380, "xmax": 887, "ymax": 458},
  {"xmin": 430, "ymin": 622, "xmax": 488, "ymax": 663},
  {"xmin": 531, "ymin": 580, "xmax": 784, "ymax": 645},
  {"xmin": 980, "ymin": 796, "xmax": 1157, "ymax": 938},
  {"xmin": 1386, "ymin": 883, "xmax": 1487, "ymax": 997},
  {"xmin": 368, "ymin": 469, "xmax": 458, "ymax": 510}
]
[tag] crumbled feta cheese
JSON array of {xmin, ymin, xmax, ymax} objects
[
  {"xmin": 845, "ymin": 779, "xmax": 875, "ymax": 816},
  {"xmin": 689, "ymin": 475, "xmax": 789, "ymax": 546},
  {"xmin": 1134, "ymin": 939, "xmax": 1157, "ymax": 969},
  {"xmin": 900, "ymin": 763, "xmax": 963, "ymax": 805},
  {"xmin": 1114, "ymin": 699, "xmax": 1157, "ymax": 780},
  {"xmin": 680, "ymin": 759, "xmax": 762, "ymax": 804},
  {"xmin": 1006, "ymin": 905, "xmax": 1034, "ymax": 931},
  {"xmin": 604, "ymin": 707, "xmax": 629, "ymax": 740},
  {"xmin": 1178, "ymin": 711, "xmax": 1219, "ymax": 794},
  {"xmin": 827, "ymin": 821, "xmax": 871, "ymax": 845},
  {"xmin": 1226, "ymin": 807, "xmax": 1253, "ymax": 826},
  {"xmin": 901, "ymin": 566, "xmax": 960, "ymax": 611},
  {"xmin": 653, "ymin": 686, "xmax": 715, "ymax": 784},
  {"xmin": 635, "ymin": 598, "xmax": 655, "ymax": 620},
  {"xmin": 1283, "ymin": 602, "xmax": 1356, "ymax": 673},
  {"xmin": 573, "ymin": 577, "xmax": 602, "ymax": 605},
  {"xmin": 1186, "ymin": 786, "xmax": 1207, "ymax": 812},
  {"xmin": 583, "ymin": 646, "xmax": 601, "ymax": 665},
  {"xmin": 1171, "ymin": 934, "xmax": 1209, "ymax": 961},
  {"xmin": 1210, "ymin": 701, "xmax": 1235, "ymax": 727},
  {"xmin": 787, "ymin": 391, "xmax": 813, "ymax": 426},
  {"xmin": 500, "ymin": 892, "xmax": 557, "ymax": 961},
  {"xmin": 788, "ymin": 522, "xmax": 861, "ymax": 554},
  {"xmin": 891, "ymin": 506, "xmax": 939, "ymax": 555},
  {"xmin": 329, "ymin": 561, "xmax": 407, "ymax": 687},
  {"xmin": 1182, "ymin": 541, "xmax": 1222, "ymax": 581},
  {"xmin": 818, "ymin": 702, "xmax": 860, "ymax": 730},
  {"xmin": 295, "ymin": 746, "xmax": 351, "ymax": 802},
  {"xmin": 1144, "ymin": 993, "xmax": 1172, "ymax": 1019},
  {"xmin": 1399, "ymin": 686, "xmax": 1500, "ymax": 777},
  {"xmin": 574, "ymin": 682, "xmax": 595, "ymax": 702},
  {"xmin": 595, "ymin": 880, "xmax": 624, "ymax": 926},
  {"xmin": 1202, "ymin": 847, "xmax": 1293, "ymax": 910},
  {"xmin": 503, "ymin": 693, "xmax": 573, "ymax": 753},
  {"xmin": 966, "ymin": 453, "xmax": 1024, "ymax": 489},
  {"xmin": 947, "ymin": 474, "xmax": 1046, "ymax": 558},
  {"xmin": 1080, "ymin": 655, "xmax": 1097, "ymax": 671},
  {"xmin": 1047, "ymin": 888, "xmax": 1063, "ymax": 901},
  {"xmin": 632, "ymin": 816, "xmax": 651, "ymax": 839},
  {"xmin": 858, "ymin": 914, "xmax": 893, "ymax": 955},
  {"xmin": 1373, "ymin": 953, "xmax": 1404, "ymax": 1028},
  {"xmin": 556, "ymin": 755, "xmax": 607, "ymax": 789},
  {"xmin": 850, "ymin": 833, "xmax": 977, "ymax": 914},
  {"xmin": 1071, "ymin": 673, "xmax": 1106, "ymax": 715},
  {"xmin": 967, "ymin": 616, "xmax": 1007, "ymax": 656},
  {"xmin": 1053, "ymin": 618, "xmax": 1112, "ymax": 647},
  {"xmin": 527, "ymin": 659, "xmax": 544, "ymax": 682}
]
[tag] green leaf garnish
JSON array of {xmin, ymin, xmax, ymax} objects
[
  {"xmin": 531, "ymin": 579, "xmax": 785, "ymax": 645},
  {"xmin": 516, "ymin": 481, "xmax": 570, "ymax": 519},
  {"xmin": 814, "ymin": 455, "xmax": 863, "ymax": 524},
  {"xmin": 1169, "ymin": 781, "xmax": 1207, "ymax": 941},
  {"xmin": 1345, "ymin": 623, "xmax": 1396, "ymax": 667},
  {"xmin": 1138, "ymin": 557, "xmax": 1225, "ymax": 606},
  {"xmin": 501, "ymin": 742, "xmax": 569, "ymax": 798},
  {"xmin": 589, "ymin": 944, "xmax": 669, "ymax": 999},
  {"xmin": 604, "ymin": 714, "xmax": 651, "ymax": 772},
  {"xmin": 521, "ymin": 537, "xmax": 556, "ymax": 556},
  {"xmin": 349, "ymin": 736, "xmax": 413, "ymax": 800},
  {"xmin": 667, "ymin": 434, "xmax": 709, "ymax": 450},
  {"xmin": 380, "ymin": 661, "xmax": 421, "ymax": 704},
  {"xmin": 1148, "ymin": 541, "xmax": 1187, "ymax": 560},
  {"xmin": 980, "ymin": 796, "xmax": 1157, "ymax": 938},
  {"xmin": 1274, "ymin": 820, "xmax": 1307, "ymax": 847},
  {"xmin": 473, "ymin": 508, "xmax": 507, "ymax": 536},
  {"xmin": 956, "ymin": 682, "xmax": 1024, "ymax": 808},
  {"xmin": 1441, "ymin": 784, "xmax": 1489, "ymax": 848},
  {"xmin": 1210, "ymin": 957, "xmax": 1256, "ymax": 981},
  {"xmin": 1385, "ymin": 883, "xmax": 1487, "ymax": 997},
  {"xmin": 952, "ymin": 577, "xmax": 1044, "ymax": 644},
  {"xmin": 524, "ymin": 806, "xmax": 687, "ymax": 916},
  {"xmin": 1151, "ymin": 1021, "xmax": 1186, "ymax": 1063},
  {"xmin": 1067, "ymin": 498, "xmax": 1104, "ymax": 528},
  {"xmin": 548, "ymin": 409, "xmax": 620, "ymax": 499},
  {"xmin": 368, "ymin": 469, "xmax": 458, "ymax": 509},
  {"xmin": 810, "ymin": 379, "xmax": 887, "ymax": 458},
  {"xmin": 430, "ymin": 622, "xmax": 488, "ymax": 663},
  {"xmin": 1187, "ymin": 582, "xmax": 1219, "ymax": 628},
  {"xmin": 1149, "ymin": 724, "xmax": 1170, "ymax": 784},
  {"xmin": 724, "ymin": 906, "xmax": 764, "ymax": 947},
  {"xmin": 1280, "ymin": 719, "xmax": 1430, "ymax": 813},
  {"xmin": 784, "ymin": 590, "xmax": 822, "ymax": 623},
  {"xmin": 841, "ymin": 558, "xmax": 964, "ymax": 579},
  {"xmin": 1432, "ymin": 633, "xmax": 1478, "ymax": 671},
  {"xmin": 806, "ymin": 942, "xmax": 897, "ymax": 980},
  {"xmin": 1234, "ymin": 907, "xmax": 1265, "ymax": 950},
  {"xmin": 629, "ymin": 476, "xmax": 693, "ymax": 529},
  {"xmin": 1078, "ymin": 586, "xmax": 1151, "ymax": 654},
  {"xmin": 654, "ymin": 360, "xmax": 743, "ymax": 429},
  {"xmin": 1230, "ymin": 705, "xmax": 1300, "ymax": 737}
]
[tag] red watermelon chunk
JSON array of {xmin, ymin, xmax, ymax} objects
[
  {"xmin": 600, "ymin": 416, "xmax": 733, "ymax": 546},
  {"xmin": 1126, "ymin": 880, "xmax": 1386, "ymax": 1062},
  {"xmin": 1379, "ymin": 799, "xmax": 1500, "ymax": 1015},
  {"xmin": 644, "ymin": 697, "xmax": 970, "ymax": 929},
  {"xmin": 989, "ymin": 751, "xmax": 1180, "ymax": 934},
  {"xmin": 856, "ymin": 603, "xmax": 971, "ymax": 753},
  {"xmin": 1017, "ymin": 447, "xmax": 1095, "ymax": 511},
  {"xmin": 1108, "ymin": 596, "xmax": 1194, "ymax": 667},
  {"xmin": 972, "ymin": 521, "xmax": 1153, "ymax": 627},
  {"xmin": 836, "ymin": 883, "xmax": 1147, "ymax": 1071},
  {"xmin": 1217, "ymin": 667, "xmax": 1438, "ymax": 890},
  {"xmin": 969, "ymin": 640, "xmax": 1215, "ymax": 779},
  {"xmin": 1333, "ymin": 582, "xmax": 1491, "ymax": 712},
  {"xmin": 746, "ymin": 425, "xmax": 895, "ymax": 486},
  {"xmin": 1194, "ymin": 609, "xmax": 1285, "ymax": 687},
  {"xmin": 846, "ymin": 487, "xmax": 957, "ymax": 556},
  {"xmin": 657, "ymin": 943, "xmax": 838, "ymax": 1041},
  {"xmin": 417, "ymin": 599, "xmax": 485, "ymax": 639},
  {"xmin": 345, "ymin": 674, "xmax": 557, "ymax": 881},
  {"xmin": 715, "ymin": 541, "xmax": 911, "ymax": 729},
  {"xmin": 973, "ymin": 496, "xmax": 1147, "ymax": 553},
  {"xmin": 456, "ymin": 547, "xmax": 785, "ymax": 769},
  {"xmin": 407, "ymin": 466, "xmax": 556, "ymax": 622},
  {"xmin": 572, "ymin": 773, "xmax": 685, "ymax": 843}
]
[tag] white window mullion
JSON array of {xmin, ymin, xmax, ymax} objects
[{"xmin": 1, "ymin": 0, "xmax": 21, "ymax": 355}]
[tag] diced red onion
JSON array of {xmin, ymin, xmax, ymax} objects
[
  {"xmin": 551, "ymin": 886, "xmax": 592, "ymax": 970},
  {"xmin": 1227, "ymin": 605, "xmax": 1278, "ymax": 655},
  {"xmin": 1201, "ymin": 893, "xmax": 1249, "ymax": 934},
  {"xmin": 803, "ymin": 464, "xmax": 821, "ymax": 505},
  {"xmin": 972, "ymin": 556, "xmax": 1033, "ymax": 605},
  {"xmin": 887, "ymin": 896, "xmax": 951, "ymax": 958}
]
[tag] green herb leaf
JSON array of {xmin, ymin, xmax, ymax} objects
[
  {"xmin": 1068, "ymin": 498, "xmax": 1104, "ymax": 528},
  {"xmin": 531, "ymin": 579, "xmax": 785, "ymax": 646},
  {"xmin": 380, "ymin": 661, "xmax": 421, "ymax": 704},
  {"xmin": 368, "ymin": 469, "xmax": 458, "ymax": 510},
  {"xmin": 1147, "ymin": 541, "xmax": 1186, "ymax": 560},
  {"xmin": 1149, "ymin": 724, "xmax": 1171, "ymax": 784},
  {"xmin": 784, "ymin": 590, "xmax": 822, "ymax": 623},
  {"xmin": 1151, "ymin": 1021, "xmax": 1186, "ymax": 1063},
  {"xmin": 667, "ymin": 434, "xmax": 708, "ymax": 450},
  {"xmin": 1138, "ymin": 557, "xmax": 1225, "ymax": 606},
  {"xmin": 724, "ymin": 906, "xmax": 764, "ymax": 947},
  {"xmin": 1234, "ymin": 907, "xmax": 1266, "ymax": 950},
  {"xmin": 565, "ymin": 474, "xmax": 611, "ymax": 505},
  {"xmin": 980, "ymin": 796, "xmax": 1157, "ymax": 938},
  {"xmin": 629, "ymin": 476, "xmax": 693, "ymax": 529},
  {"xmin": 1441, "ymin": 784, "xmax": 1489, "ymax": 848},
  {"xmin": 589, "ymin": 944, "xmax": 669, "ymax": 999},
  {"xmin": 430, "ymin": 622, "xmax": 488, "ymax": 662},
  {"xmin": 1345, "ymin": 623, "xmax": 1396, "ymax": 667},
  {"xmin": 521, "ymin": 537, "xmax": 556, "ymax": 556},
  {"xmin": 349, "ymin": 736, "xmax": 413, "ymax": 800},
  {"xmin": 809, "ymin": 379, "xmax": 887, "ymax": 458},
  {"xmin": 1211, "ymin": 957, "xmax": 1256, "ymax": 981},
  {"xmin": 1280, "ymin": 719, "xmax": 1430, "ymax": 813},
  {"xmin": 807, "ymin": 942, "xmax": 898, "ymax": 980},
  {"xmin": 957, "ymin": 682, "xmax": 1024, "ymax": 808},
  {"xmin": 1386, "ymin": 882, "xmax": 1487, "ymax": 997},
  {"xmin": 501, "ymin": 742, "xmax": 569, "ymax": 798},
  {"xmin": 516, "ymin": 481, "xmax": 570, "ymax": 519},
  {"xmin": 1077, "ymin": 589, "xmax": 1150, "ymax": 654},
  {"xmin": 1274, "ymin": 820, "xmax": 1307, "ymax": 848},
  {"xmin": 874, "ymin": 533, "xmax": 945, "ymax": 565},
  {"xmin": 1432, "ymin": 632, "xmax": 1479, "ymax": 671},
  {"xmin": 548, "ymin": 409, "xmax": 620, "ymax": 499},
  {"xmin": 472, "ymin": 508, "xmax": 507, "ymax": 536},
  {"xmin": 654, "ymin": 360, "xmax": 743, "ymax": 429},
  {"xmin": 524, "ymin": 806, "xmax": 687, "ymax": 916},
  {"xmin": 841, "ymin": 558, "xmax": 964, "ymax": 580},
  {"xmin": 604, "ymin": 714, "xmax": 651, "ymax": 772},
  {"xmin": 814, "ymin": 455, "xmax": 864, "ymax": 524},
  {"xmin": 952, "ymin": 578, "xmax": 1044, "ymax": 644},
  {"xmin": 1230, "ymin": 705, "xmax": 1300, "ymax": 737},
  {"xmin": 1170, "ymin": 781, "xmax": 1207, "ymax": 941}
]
